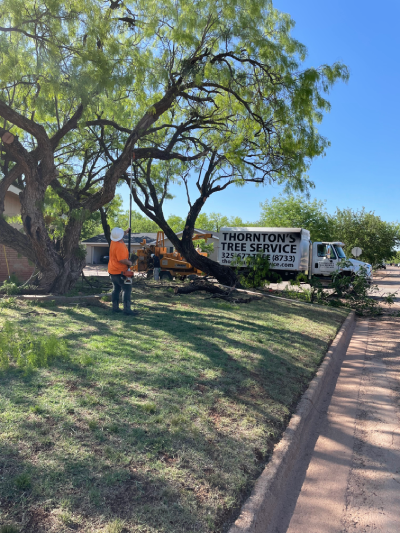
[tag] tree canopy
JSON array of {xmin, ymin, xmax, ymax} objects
[
  {"xmin": 331, "ymin": 208, "xmax": 400, "ymax": 266},
  {"xmin": 0, "ymin": 0, "xmax": 348, "ymax": 291},
  {"xmin": 258, "ymin": 195, "xmax": 400, "ymax": 265},
  {"xmin": 259, "ymin": 194, "xmax": 331, "ymax": 241}
]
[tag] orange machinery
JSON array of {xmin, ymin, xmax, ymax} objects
[{"xmin": 126, "ymin": 231, "xmax": 212, "ymax": 281}]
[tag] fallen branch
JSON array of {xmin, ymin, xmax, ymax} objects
[
  {"xmin": 207, "ymin": 293, "xmax": 262, "ymax": 304},
  {"xmin": 173, "ymin": 281, "xmax": 261, "ymax": 304},
  {"xmin": 174, "ymin": 281, "xmax": 228, "ymax": 296}
]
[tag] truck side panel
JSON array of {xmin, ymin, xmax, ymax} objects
[{"xmin": 217, "ymin": 227, "xmax": 310, "ymax": 272}]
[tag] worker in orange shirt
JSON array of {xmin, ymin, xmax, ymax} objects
[{"xmin": 108, "ymin": 227, "xmax": 136, "ymax": 316}]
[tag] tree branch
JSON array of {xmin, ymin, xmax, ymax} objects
[
  {"xmin": 50, "ymin": 104, "xmax": 84, "ymax": 149},
  {"xmin": 85, "ymin": 118, "xmax": 132, "ymax": 134},
  {"xmin": 0, "ymin": 100, "xmax": 48, "ymax": 145},
  {"xmin": 0, "ymin": 218, "xmax": 35, "ymax": 261}
]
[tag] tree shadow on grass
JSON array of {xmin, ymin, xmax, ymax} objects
[{"xmin": 0, "ymin": 295, "xmax": 347, "ymax": 532}]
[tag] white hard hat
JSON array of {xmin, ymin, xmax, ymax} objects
[
  {"xmin": 110, "ymin": 227, "xmax": 124, "ymax": 242},
  {"xmin": 151, "ymin": 254, "xmax": 155, "ymax": 257}
]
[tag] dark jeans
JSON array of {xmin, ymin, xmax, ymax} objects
[{"xmin": 110, "ymin": 274, "xmax": 132, "ymax": 311}]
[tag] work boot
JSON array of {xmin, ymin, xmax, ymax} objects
[
  {"xmin": 123, "ymin": 309, "xmax": 138, "ymax": 316},
  {"xmin": 112, "ymin": 305, "xmax": 121, "ymax": 313}
]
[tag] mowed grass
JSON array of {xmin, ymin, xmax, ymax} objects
[{"xmin": 0, "ymin": 287, "xmax": 348, "ymax": 532}]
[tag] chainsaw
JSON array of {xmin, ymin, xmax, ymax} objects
[
  {"xmin": 122, "ymin": 253, "xmax": 138, "ymax": 284},
  {"xmin": 122, "ymin": 267, "xmax": 134, "ymax": 284}
]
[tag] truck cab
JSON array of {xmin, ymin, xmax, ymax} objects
[{"xmin": 311, "ymin": 241, "xmax": 372, "ymax": 279}]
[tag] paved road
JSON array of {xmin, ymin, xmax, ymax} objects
[
  {"xmin": 276, "ymin": 267, "xmax": 400, "ymax": 533},
  {"xmin": 372, "ymin": 266, "xmax": 400, "ymax": 306}
]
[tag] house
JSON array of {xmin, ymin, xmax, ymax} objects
[
  {"xmin": 0, "ymin": 186, "xmax": 35, "ymax": 283},
  {"xmin": 81, "ymin": 228, "xmax": 219, "ymax": 264},
  {"xmin": 82, "ymin": 232, "xmax": 159, "ymax": 264}
]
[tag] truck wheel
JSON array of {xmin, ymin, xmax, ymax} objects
[{"xmin": 160, "ymin": 271, "xmax": 173, "ymax": 281}]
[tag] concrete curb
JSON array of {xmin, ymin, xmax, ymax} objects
[{"xmin": 228, "ymin": 310, "xmax": 356, "ymax": 533}]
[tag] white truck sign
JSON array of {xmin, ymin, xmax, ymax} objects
[
  {"xmin": 218, "ymin": 227, "xmax": 308, "ymax": 270},
  {"xmin": 217, "ymin": 227, "xmax": 372, "ymax": 281}
]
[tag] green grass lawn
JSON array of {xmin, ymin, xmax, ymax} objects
[{"xmin": 0, "ymin": 287, "xmax": 348, "ymax": 533}]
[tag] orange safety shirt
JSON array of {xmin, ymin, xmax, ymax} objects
[{"xmin": 108, "ymin": 240, "xmax": 129, "ymax": 275}]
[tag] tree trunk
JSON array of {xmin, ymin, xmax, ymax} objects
[
  {"xmin": 100, "ymin": 207, "xmax": 111, "ymax": 245},
  {"xmin": 17, "ymin": 181, "xmax": 86, "ymax": 294},
  {"xmin": 178, "ymin": 243, "xmax": 238, "ymax": 285},
  {"xmin": 0, "ymin": 215, "xmax": 86, "ymax": 294},
  {"xmin": 35, "ymin": 255, "xmax": 86, "ymax": 294},
  {"xmin": 164, "ymin": 196, "xmax": 238, "ymax": 286},
  {"xmin": 131, "ymin": 182, "xmax": 239, "ymax": 286},
  {"xmin": 152, "ymin": 202, "xmax": 238, "ymax": 286}
]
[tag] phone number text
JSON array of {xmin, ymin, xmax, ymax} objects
[{"xmin": 221, "ymin": 252, "xmax": 295, "ymax": 262}]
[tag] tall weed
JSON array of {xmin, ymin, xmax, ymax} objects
[{"xmin": 0, "ymin": 321, "xmax": 68, "ymax": 371}]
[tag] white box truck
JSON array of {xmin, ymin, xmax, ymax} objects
[{"xmin": 217, "ymin": 227, "xmax": 372, "ymax": 281}]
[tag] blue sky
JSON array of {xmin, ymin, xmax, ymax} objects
[{"xmin": 122, "ymin": 0, "xmax": 400, "ymax": 224}]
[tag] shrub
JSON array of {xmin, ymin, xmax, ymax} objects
[
  {"xmin": 1, "ymin": 280, "xmax": 19, "ymax": 296},
  {"xmin": 289, "ymin": 273, "xmax": 326, "ymax": 304},
  {"xmin": 287, "ymin": 262, "xmax": 396, "ymax": 316},
  {"xmin": 0, "ymin": 297, "xmax": 18, "ymax": 309},
  {"xmin": 0, "ymin": 321, "xmax": 68, "ymax": 371},
  {"xmin": 231, "ymin": 253, "xmax": 281, "ymax": 288},
  {"xmin": 8, "ymin": 273, "xmax": 21, "ymax": 285},
  {"xmin": 331, "ymin": 262, "xmax": 386, "ymax": 316}
]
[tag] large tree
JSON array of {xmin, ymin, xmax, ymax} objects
[
  {"xmin": 331, "ymin": 208, "xmax": 400, "ymax": 266},
  {"xmin": 258, "ymin": 195, "xmax": 400, "ymax": 265},
  {"xmin": 0, "ymin": 0, "xmax": 348, "ymax": 292}
]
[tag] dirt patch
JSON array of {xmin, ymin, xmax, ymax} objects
[{"xmin": 23, "ymin": 507, "xmax": 54, "ymax": 532}]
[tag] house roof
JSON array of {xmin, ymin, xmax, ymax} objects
[
  {"xmin": 175, "ymin": 228, "xmax": 218, "ymax": 239},
  {"xmin": 7, "ymin": 185, "xmax": 22, "ymax": 195},
  {"xmin": 81, "ymin": 228, "xmax": 218, "ymax": 246},
  {"xmin": 81, "ymin": 232, "xmax": 158, "ymax": 245},
  {"xmin": 220, "ymin": 227, "xmax": 305, "ymax": 233}
]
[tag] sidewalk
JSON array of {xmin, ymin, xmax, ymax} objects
[{"xmin": 279, "ymin": 316, "xmax": 400, "ymax": 532}]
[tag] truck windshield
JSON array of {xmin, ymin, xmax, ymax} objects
[{"xmin": 334, "ymin": 245, "xmax": 346, "ymax": 259}]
